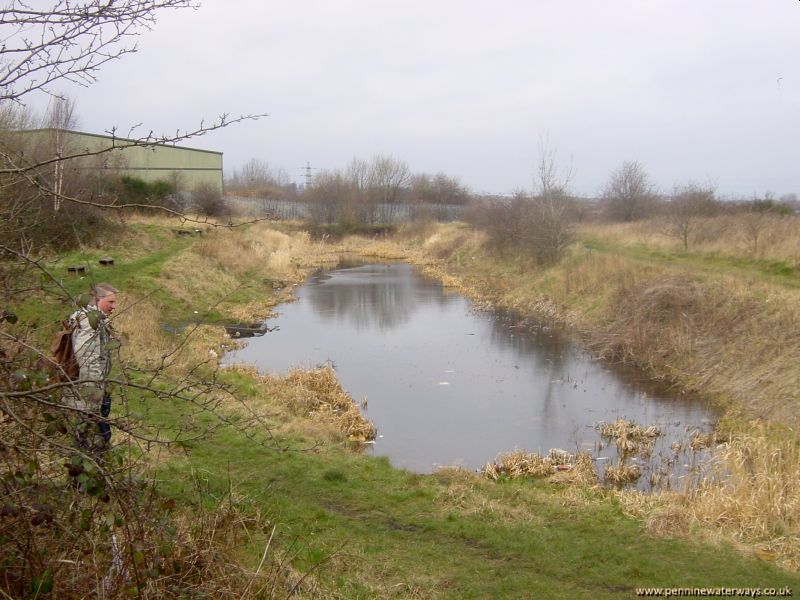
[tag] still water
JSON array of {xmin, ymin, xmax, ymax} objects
[{"xmin": 226, "ymin": 262, "xmax": 715, "ymax": 476}]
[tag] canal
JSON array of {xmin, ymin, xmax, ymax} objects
[{"xmin": 225, "ymin": 261, "xmax": 715, "ymax": 481}]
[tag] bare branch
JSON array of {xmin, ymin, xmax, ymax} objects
[{"xmin": 0, "ymin": 0, "xmax": 198, "ymax": 104}]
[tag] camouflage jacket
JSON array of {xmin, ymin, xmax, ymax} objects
[{"xmin": 64, "ymin": 307, "xmax": 113, "ymax": 411}]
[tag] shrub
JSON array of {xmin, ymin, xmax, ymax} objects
[
  {"xmin": 192, "ymin": 183, "xmax": 229, "ymax": 217},
  {"xmin": 117, "ymin": 175, "xmax": 180, "ymax": 212}
]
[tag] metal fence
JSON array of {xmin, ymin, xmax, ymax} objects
[{"xmin": 224, "ymin": 195, "xmax": 466, "ymax": 223}]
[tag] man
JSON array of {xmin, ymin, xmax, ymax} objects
[{"xmin": 66, "ymin": 283, "xmax": 118, "ymax": 451}]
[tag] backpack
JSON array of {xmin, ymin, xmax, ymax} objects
[{"xmin": 50, "ymin": 319, "xmax": 79, "ymax": 382}]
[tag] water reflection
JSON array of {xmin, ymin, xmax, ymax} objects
[
  {"xmin": 305, "ymin": 264, "xmax": 450, "ymax": 332},
  {"xmin": 225, "ymin": 263, "xmax": 715, "ymax": 481}
]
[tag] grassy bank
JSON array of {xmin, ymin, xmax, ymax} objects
[{"xmin": 8, "ymin": 215, "xmax": 800, "ymax": 597}]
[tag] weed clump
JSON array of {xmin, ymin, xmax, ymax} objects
[
  {"xmin": 597, "ymin": 419, "xmax": 663, "ymax": 487},
  {"xmin": 604, "ymin": 462, "xmax": 643, "ymax": 485},
  {"xmin": 482, "ymin": 448, "xmax": 597, "ymax": 485},
  {"xmin": 599, "ymin": 419, "xmax": 662, "ymax": 458},
  {"xmin": 269, "ymin": 367, "xmax": 377, "ymax": 442}
]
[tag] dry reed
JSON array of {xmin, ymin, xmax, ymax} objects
[
  {"xmin": 617, "ymin": 431, "xmax": 800, "ymax": 570},
  {"xmin": 262, "ymin": 367, "xmax": 376, "ymax": 442},
  {"xmin": 482, "ymin": 448, "xmax": 597, "ymax": 485},
  {"xmin": 599, "ymin": 419, "xmax": 662, "ymax": 459},
  {"xmin": 193, "ymin": 224, "xmax": 310, "ymax": 279}
]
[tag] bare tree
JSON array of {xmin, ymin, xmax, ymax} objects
[
  {"xmin": 306, "ymin": 156, "xmax": 410, "ymax": 227},
  {"xmin": 602, "ymin": 160, "xmax": 657, "ymax": 222},
  {"xmin": 227, "ymin": 158, "xmax": 291, "ymax": 197},
  {"xmin": 527, "ymin": 141, "xmax": 574, "ymax": 264},
  {"xmin": 42, "ymin": 96, "xmax": 81, "ymax": 209},
  {"xmin": 369, "ymin": 154, "xmax": 410, "ymax": 205},
  {"xmin": 535, "ymin": 140, "xmax": 572, "ymax": 200},
  {"xmin": 739, "ymin": 195, "xmax": 790, "ymax": 257},
  {"xmin": 368, "ymin": 154, "xmax": 410, "ymax": 223},
  {"xmin": 305, "ymin": 169, "xmax": 348, "ymax": 225},
  {"xmin": 469, "ymin": 144, "xmax": 574, "ymax": 264},
  {"xmin": 411, "ymin": 172, "xmax": 470, "ymax": 205},
  {"xmin": 345, "ymin": 157, "xmax": 371, "ymax": 223},
  {"xmin": 663, "ymin": 183, "xmax": 719, "ymax": 251}
]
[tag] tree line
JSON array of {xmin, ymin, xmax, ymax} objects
[
  {"xmin": 225, "ymin": 152, "xmax": 798, "ymax": 259},
  {"xmin": 468, "ymin": 158, "xmax": 798, "ymax": 264},
  {"xmin": 225, "ymin": 155, "xmax": 471, "ymax": 228}
]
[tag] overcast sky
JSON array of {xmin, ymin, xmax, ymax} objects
[{"xmin": 33, "ymin": 1, "xmax": 800, "ymax": 197}]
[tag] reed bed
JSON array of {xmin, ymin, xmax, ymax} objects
[
  {"xmin": 617, "ymin": 431, "xmax": 800, "ymax": 569},
  {"xmin": 690, "ymin": 433, "xmax": 800, "ymax": 566}
]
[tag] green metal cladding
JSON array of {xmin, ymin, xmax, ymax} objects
[{"xmin": 23, "ymin": 128, "xmax": 223, "ymax": 194}]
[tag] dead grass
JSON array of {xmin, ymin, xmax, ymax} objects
[
  {"xmin": 599, "ymin": 270, "xmax": 800, "ymax": 426},
  {"xmin": 258, "ymin": 367, "xmax": 376, "ymax": 443},
  {"xmin": 482, "ymin": 448, "xmax": 598, "ymax": 486},
  {"xmin": 420, "ymin": 225, "xmax": 485, "ymax": 259},
  {"xmin": 193, "ymin": 224, "xmax": 312, "ymax": 280},
  {"xmin": 113, "ymin": 295, "xmax": 172, "ymax": 368},
  {"xmin": 577, "ymin": 215, "xmax": 800, "ymax": 265},
  {"xmin": 617, "ymin": 431, "xmax": 800, "ymax": 570},
  {"xmin": 161, "ymin": 249, "xmax": 241, "ymax": 307}
]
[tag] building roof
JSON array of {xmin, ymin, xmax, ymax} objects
[{"xmin": 22, "ymin": 128, "xmax": 223, "ymax": 156}]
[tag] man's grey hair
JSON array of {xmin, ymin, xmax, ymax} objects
[{"xmin": 91, "ymin": 283, "xmax": 118, "ymax": 300}]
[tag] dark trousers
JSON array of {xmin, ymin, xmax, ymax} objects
[
  {"xmin": 77, "ymin": 394, "xmax": 112, "ymax": 451},
  {"xmin": 98, "ymin": 394, "xmax": 112, "ymax": 445}
]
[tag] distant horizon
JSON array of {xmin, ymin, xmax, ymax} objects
[{"xmin": 24, "ymin": 122, "xmax": 799, "ymax": 202}]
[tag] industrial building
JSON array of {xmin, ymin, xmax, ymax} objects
[{"xmin": 20, "ymin": 128, "xmax": 223, "ymax": 195}]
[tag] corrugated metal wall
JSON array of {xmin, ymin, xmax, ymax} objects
[{"xmin": 23, "ymin": 129, "xmax": 223, "ymax": 194}]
